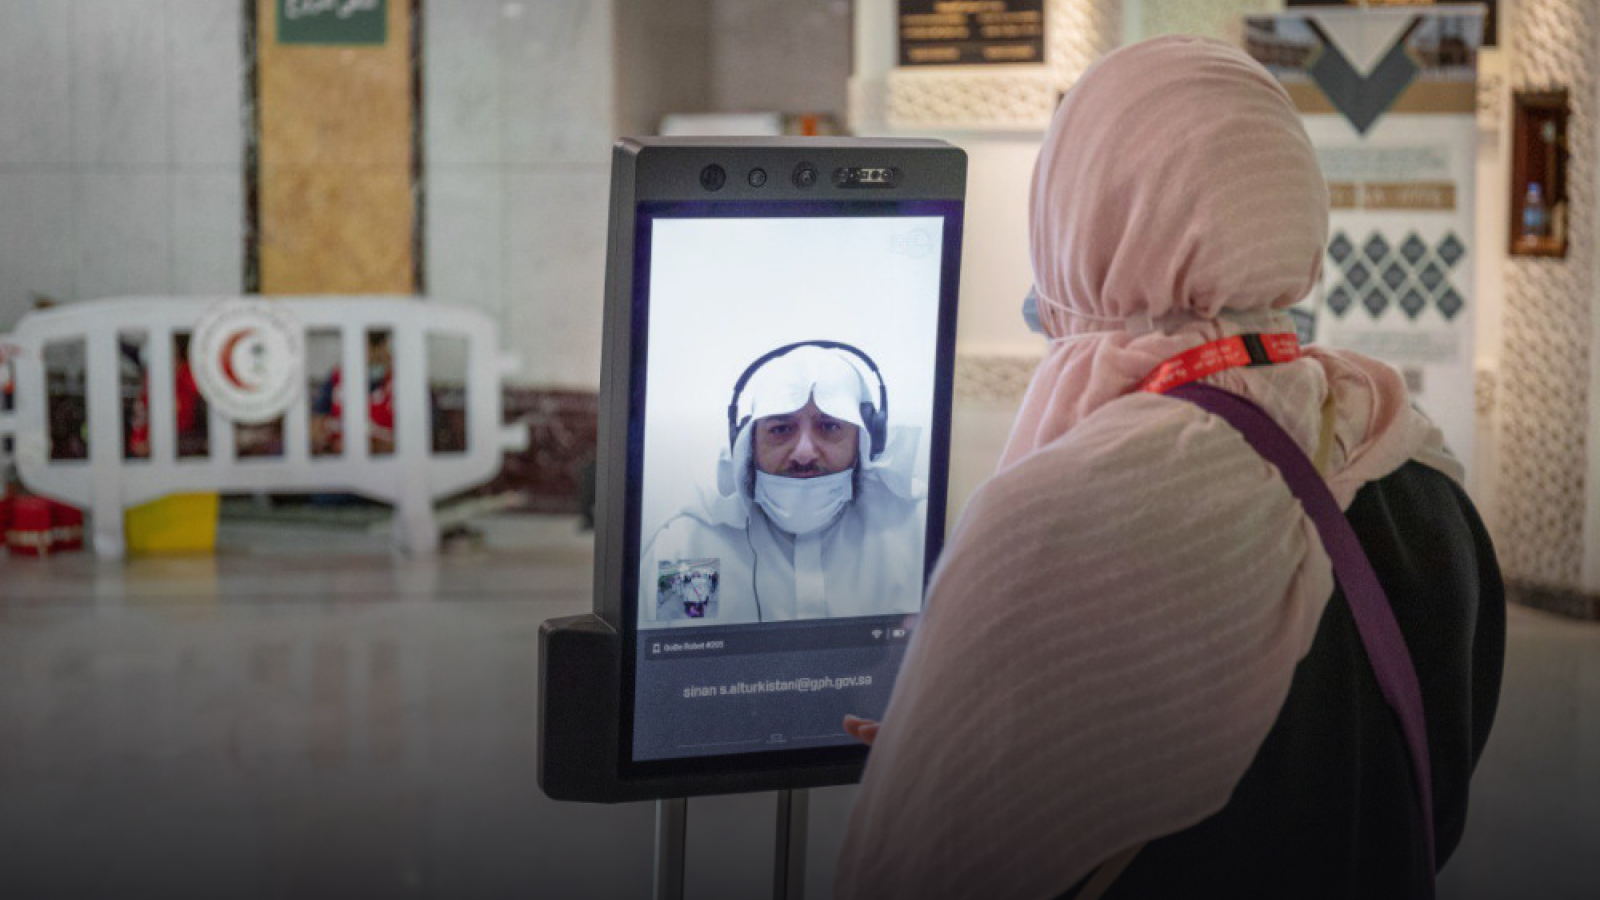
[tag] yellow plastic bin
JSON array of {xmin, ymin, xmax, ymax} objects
[{"xmin": 125, "ymin": 492, "xmax": 220, "ymax": 555}]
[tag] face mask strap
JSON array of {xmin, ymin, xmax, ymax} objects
[
  {"xmin": 1025, "ymin": 285, "xmax": 1135, "ymax": 337},
  {"xmin": 1027, "ymin": 286, "xmax": 1298, "ymax": 338}
]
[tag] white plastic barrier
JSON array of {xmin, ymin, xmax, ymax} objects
[{"xmin": 0, "ymin": 297, "xmax": 527, "ymax": 558}]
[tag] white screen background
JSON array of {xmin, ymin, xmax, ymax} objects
[{"xmin": 638, "ymin": 215, "xmax": 946, "ymax": 546}]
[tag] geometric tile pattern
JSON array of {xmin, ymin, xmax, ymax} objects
[
  {"xmin": 1399, "ymin": 286, "xmax": 1427, "ymax": 319},
  {"xmin": 1327, "ymin": 285, "xmax": 1354, "ymax": 317},
  {"xmin": 886, "ymin": 71, "xmax": 1058, "ymax": 127},
  {"xmin": 1046, "ymin": 0, "xmax": 1124, "ymax": 91},
  {"xmin": 1362, "ymin": 285, "xmax": 1389, "ymax": 318},
  {"xmin": 1500, "ymin": 0, "xmax": 1598, "ymax": 589},
  {"xmin": 1329, "ymin": 233, "xmax": 1354, "ymax": 265},
  {"xmin": 1324, "ymin": 230, "xmax": 1468, "ymax": 322}
]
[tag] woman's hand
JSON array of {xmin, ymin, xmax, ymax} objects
[{"xmin": 843, "ymin": 715, "xmax": 880, "ymax": 746}]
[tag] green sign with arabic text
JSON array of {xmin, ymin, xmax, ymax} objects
[{"xmin": 277, "ymin": 0, "xmax": 387, "ymax": 46}]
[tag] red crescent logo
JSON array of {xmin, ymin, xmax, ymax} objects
[{"xmin": 219, "ymin": 328, "xmax": 257, "ymax": 392}]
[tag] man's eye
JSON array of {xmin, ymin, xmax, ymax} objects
[{"xmin": 765, "ymin": 423, "xmax": 793, "ymax": 438}]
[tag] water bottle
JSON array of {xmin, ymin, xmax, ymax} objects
[{"xmin": 1523, "ymin": 182, "xmax": 1550, "ymax": 238}]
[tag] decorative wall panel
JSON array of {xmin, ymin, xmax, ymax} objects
[
  {"xmin": 886, "ymin": 73, "xmax": 1059, "ymax": 128},
  {"xmin": 1045, "ymin": 0, "xmax": 1123, "ymax": 86},
  {"xmin": 1499, "ymin": 0, "xmax": 1597, "ymax": 588}
]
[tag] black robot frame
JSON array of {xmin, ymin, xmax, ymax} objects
[{"xmin": 539, "ymin": 137, "xmax": 966, "ymax": 803}]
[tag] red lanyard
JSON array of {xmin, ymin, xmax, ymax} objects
[{"xmin": 1137, "ymin": 333, "xmax": 1301, "ymax": 394}]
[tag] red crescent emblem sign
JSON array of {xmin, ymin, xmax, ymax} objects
[
  {"xmin": 218, "ymin": 328, "xmax": 262, "ymax": 392},
  {"xmin": 191, "ymin": 302, "xmax": 303, "ymax": 424}
]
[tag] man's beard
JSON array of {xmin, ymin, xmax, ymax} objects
[
  {"xmin": 746, "ymin": 459, "xmax": 862, "ymax": 497},
  {"xmin": 781, "ymin": 460, "xmax": 831, "ymax": 477}
]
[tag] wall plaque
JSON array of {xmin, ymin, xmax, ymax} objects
[
  {"xmin": 277, "ymin": 0, "xmax": 387, "ymax": 46},
  {"xmin": 898, "ymin": 0, "xmax": 1045, "ymax": 67}
]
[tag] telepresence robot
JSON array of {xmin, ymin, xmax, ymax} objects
[{"xmin": 539, "ymin": 138, "xmax": 966, "ymax": 899}]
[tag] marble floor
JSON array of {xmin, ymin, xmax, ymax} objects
[{"xmin": 0, "ymin": 515, "xmax": 1596, "ymax": 899}]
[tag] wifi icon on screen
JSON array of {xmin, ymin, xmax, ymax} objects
[{"xmin": 871, "ymin": 629, "xmax": 883, "ymax": 640}]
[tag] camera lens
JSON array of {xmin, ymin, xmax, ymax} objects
[
  {"xmin": 699, "ymin": 164, "xmax": 726, "ymax": 191},
  {"xmin": 748, "ymin": 167, "xmax": 768, "ymax": 188},
  {"xmin": 792, "ymin": 163, "xmax": 818, "ymax": 188}
]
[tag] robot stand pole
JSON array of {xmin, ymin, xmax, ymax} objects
[
  {"xmin": 774, "ymin": 788, "xmax": 808, "ymax": 900},
  {"xmin": 654, "ymin": 797, "xmax": 687, "ymax": 900}
]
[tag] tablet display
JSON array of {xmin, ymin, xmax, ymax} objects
[{"xmin": 623, "ymin": 199, "xmax": 960, "ymax": 768}]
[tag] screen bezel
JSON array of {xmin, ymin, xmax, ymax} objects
[{"xmin": 617, "ymin": 198, "xmax": 964, "ymax": 781}]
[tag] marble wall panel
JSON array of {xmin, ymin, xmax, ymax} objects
[
  {"xmin": 170, "ymin": 173, "xmax": 243, "ymax": 295},
  {"xmin": 423, "ymin": 0, "xmax": 622, "ymax": 393},
  {"xmin": 71, "ymin": 0, "xmax": 169, "ymax": 167},
  {"xmin": 73, "ymin": 173, "xmax": 171, "ymax": 299},
  {"xmin": 166, "ymin": 0, "xmax": 243, "ymax": 168},
  {"xmin": 613, "ymin": 0, "xmax": 711, "ymax": 136},
  {"xmin": 425, "ymin": 172, "xmax": 503, "ymax": 315},
  {"xmin": 710, "ymin": 0, "xmax": 851, "ymax": 119},
  {"xmin": 0, "ymin": 174, "xmax": 75, "ymax": 326},
  {"xmin": 0, "ymin": 0, "xmax": 72, "ymax": 166},
  {"xmin": 499, "ymin": 0, "xmax": 613, "ymax": 165},
  {"xmin": 424, "ymin": 0, "xmax": 502, "ymax": 166},
  {"xmin": 501, "ymin": 172, "xmax": 608, "ymax": 387}
]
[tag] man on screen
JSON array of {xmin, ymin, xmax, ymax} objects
[{"xmin": 640, "ymin": 343, "xmax": 926, "ymax": 626}]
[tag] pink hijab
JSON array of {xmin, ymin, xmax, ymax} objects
[{"xmin": 836, "ymin": 37, "xmax": 1456, "ymax": 900}]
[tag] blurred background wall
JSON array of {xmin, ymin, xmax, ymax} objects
[
  {"xmin": 0, "ymin": 0, "xmax": 853, "ymax": 390},
  {"xmin": 0, "ymin": 0, "xmax": 243, "ymax": 318},
  {"xmin": 1, "ymin": 0, "xmax": 1596, "ymax": 601}
]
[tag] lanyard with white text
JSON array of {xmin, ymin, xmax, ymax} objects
[{"xmin": 1136, "ymin": 332, "xmax": 1301, "ymax": 394}]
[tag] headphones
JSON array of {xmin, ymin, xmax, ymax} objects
[{"xmin": 726, "ymin": 340, "xmax": 889, "ymax": 460}]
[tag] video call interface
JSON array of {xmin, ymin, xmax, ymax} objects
[{"xmin": 627, "ymin": 202, "xmax": 955, "ymax": 764}]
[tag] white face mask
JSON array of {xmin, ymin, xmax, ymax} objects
[{"xmin": 753, "ymin": 469, "xmax": 853, "ymax": 536}]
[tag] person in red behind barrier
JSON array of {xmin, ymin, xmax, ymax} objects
[
  {"xmin": 311, "ymin": 331, "xmax": 395, "ymax": 456},
  {"xmin": 836, "ymin": 36, "xmax": 1504, "ymax": 900}
]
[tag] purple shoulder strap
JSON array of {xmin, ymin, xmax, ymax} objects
[{"xmin": 1167, "ymin": 382, "xmax": 1437, "ymax": 885}]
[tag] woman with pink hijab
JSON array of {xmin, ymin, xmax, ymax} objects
[{"xmin": 835, "ymin": 36, "xmax": 1503, "ymax": 900}]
